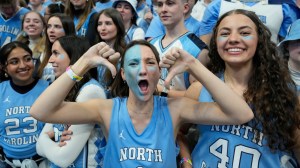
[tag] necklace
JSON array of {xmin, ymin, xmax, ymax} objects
[
  {"xmin": 128, "ymin": 104, "xmax": 153, "ymax": 115},
  {"xmin": 224, "ymin": 72, "xmax": 247, "ymax": 96}
]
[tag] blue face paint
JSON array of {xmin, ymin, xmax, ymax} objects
[
  {"xmin": 58, "ymin": 54, "xmax": 65, "ymax": 60},
  {"xmin": 147, "ymin": 66, "xmax": 157, "ymax": 73},
  {"xmin": 124, "ymin": 45, "xmax": 145, "ymax": 99},
  {"xmin": 242, "ymin": 35, "xmax": 253, "ymax": 40},
  {"xmin": 217, "ymin": 36, "xmax": 228, "ymax": 41}
]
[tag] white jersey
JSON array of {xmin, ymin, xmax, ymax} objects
[{"xmin": 151, "ymin": 32, "xmax": 207, "ymax": 90}]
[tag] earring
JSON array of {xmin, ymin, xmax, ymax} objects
[
  {"xmin": 123, "ymin": 80, "xmax": 127, "ymax": 84},
  {"xmin": 4, "ymin": 73, "xmax": 8, "ymax": 78}
]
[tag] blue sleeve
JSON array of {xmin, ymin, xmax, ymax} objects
[
  {"xmin": 199, "ymin": 0, "xmax": 221, "ymax": 36},
  {"xmin": 185, "ymin": 16, "xmax": 202, "ymax": 36},
  {"xmin": 279, "ymin": 3, "xmax": 297, "ymax": 37},
  {"xmin": 145, "ymin": 15, "xmax": 165, "ymax": 38},
  {"xmin": 138, "ymin": 18, "xmax": 150, "ymax": 33}
]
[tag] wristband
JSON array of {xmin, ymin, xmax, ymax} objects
[
  {"xmin": 180, "ymin": 157, "xmax": 192, "ymax": 167},
  {"xmin": 160, "ymin": 86, "xmax": 169, "ymax": 97},
  {"xmin": 66, "ymin": 66, "xmax": 83, "ymax": 82}
]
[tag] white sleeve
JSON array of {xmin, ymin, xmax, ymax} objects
[
  {"xmin": 36, "ymin": 123, "xmax": 53, "ymax": 157},
  {"xmin": 76, "ymin": 84, "xmax": 107, "ymax": 102},
  {"xmin": 36, "ymin": 84, "xmax": 106, "ymax": 167},
  {"xmin": 132, "ymin": 27, "xmax": 145, "ymax": 40},
  {"xmin": 36, "ymin": 124, "xmax": 94, "ymax": 167}
]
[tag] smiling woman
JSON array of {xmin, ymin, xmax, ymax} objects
[
  {"xmin": 36, "ymin": 35, "xmax": 107, "ymax": 168},
  {"xmin": 181, "ymin": 9, "xmax": 300, "ymax": 168},
  {"xmin": 0, "ymin": 41, "xmax": 49, "ymax": 167},
  {"xmin": 16, "ymin": 11, "xmax": 46, "ymax": 76}
]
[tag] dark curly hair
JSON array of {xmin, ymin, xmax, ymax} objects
[{"xmin": 207, "ymin": 9, "xmax": 300, "ymax": 152}]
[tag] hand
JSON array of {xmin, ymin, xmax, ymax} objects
[
  {"xmin": 156, "ymin": 83, "xmax": 163, "ymax": 92},
  {"xmin": 58, "ymin": 129, "xmax": 73, "ymax": 147},
  {"xmin": 159, "ymin": 48, "xmax": 195, "ymax": 88},
  {"xmin": 81, "ymin": 42, "xmax": 120, "ymax": 77},
  {"xmin": 46, "ymin": 131, "xmax": 55, "ymax": 140}
]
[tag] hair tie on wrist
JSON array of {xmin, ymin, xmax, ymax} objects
[
  {"xmin": 66, "ymin": 66, "xmax": 83, "ymax": 82},
  {"xmin": 180, "ymin": 157, "xmax": 192, "ymax": 167}
]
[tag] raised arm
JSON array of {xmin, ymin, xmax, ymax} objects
[
  {"xmin": 160, "ymin": 48, "xmax": 253, "ymax": 125},
  {"xmin": 30, "ymin": 42, "xmax": 119, "ymax": 125}
]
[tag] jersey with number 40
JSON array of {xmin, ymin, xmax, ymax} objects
[{"xmin": 191, "ymin": 73, "xmax": 298, "ymax": 168}]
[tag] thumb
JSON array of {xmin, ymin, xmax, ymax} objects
[
  {"xmin": 164, "ymin": 68, "xmax": 176, "ymax": 89},
  {"xmin": 102, "ymin": 59, "xmax": 117, "ymax": 78}
]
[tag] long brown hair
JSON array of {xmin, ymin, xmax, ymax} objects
[
  {"xmin": 37, "ymin": 14, "xmax": 76, "ymax": 78},
  {"xmin": 64, "ymin": 0, "xmax": 94, "ymax": 32},
  {"xmin": 93, "ymin": 8, "xmax": 126, "ymax": 87}
]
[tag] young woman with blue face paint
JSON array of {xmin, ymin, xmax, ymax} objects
[
  {"xmin": 30, "ymin": 40, "xmax": 253, "ymax": 167},
  {"xmin": 37, "ymin": 14, "xmax": 76, "ymax": 83},
  {"xmin": 181, "ymin": 9, "xmax": 300, "ymax": 167},
  {"xmin": 36, "ymin": 35, "xmax": 107, "ymax": 168}
]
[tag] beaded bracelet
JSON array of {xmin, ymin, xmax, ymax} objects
[
  {"xmin": 180, "ymin": 157, "xmax": 192, "ymax": 167},
  {"xmin": 66, "ymin": 66, "xmax": 83, "ymax": 82}
]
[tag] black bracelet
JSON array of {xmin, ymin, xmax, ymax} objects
[{"xmin": 160, "ymin": 91, "xmax": 168, "ymax": 97}]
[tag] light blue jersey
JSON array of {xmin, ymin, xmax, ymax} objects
[
  {"xmin": 103, "ymin": 96, "xmax": 177, "ymax": 167},
  {"xmin": 192, "ymin": 73, "xmax": 298, "ymax": 168},
  {"xmin": 145, "ymin": 15, "xmax": 201, "ymax": 39},
  {"xmin": 200, "ymin": 0, "xmax": 297, "ymax": 43},
  {"xmin": 125, "ymin": 24, "xmax": 141, "ymax": 44},
  {"xmin": 97, "ymin": 65, "xmax": 114, "ymax": 98},
  {"xmin": 151, "ymin": 32, "xmax": 207, "ymax": 90},
  {"xmin": 0, "ymin": 7, "xmax": 29, "ymax": 47},
  {"xmin": 50, "ymin": 79, "xmax": 106, "ymax": 168},
  {"xmin": 0, "ymin": 80, "xmax": 48, "ymax": 159},
  {"xmin": 74, "ymin": 9, "xmax": 97, "ymax": 37}
]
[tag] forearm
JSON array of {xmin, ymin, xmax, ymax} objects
[
  {"xmin": 30, "ymin": 58, "xmax": 90, "ymax": 122},
  {"xmin": 188, "ymin": 60, "xmax": 253, "ymax": 123},
  {"xmin": 177, "ymin": 133, "xmax": 193, "ymax": 168}
]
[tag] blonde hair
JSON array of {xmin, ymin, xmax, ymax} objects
[{"xmin": 16, "ymin": 11, "xmax": 46, "ymax": 59}]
